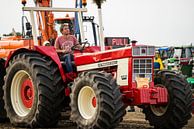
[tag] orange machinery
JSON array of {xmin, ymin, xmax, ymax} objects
[
  {"xmin": 0, "ymin": 0, "xmax": 57, "ymax": 58},
  {"xmin": 0, "ymin": 36, "xmax": 33, "ymax": 58}
]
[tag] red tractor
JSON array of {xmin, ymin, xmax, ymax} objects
[{"xmin": 0, "ymin": 0, "xmax": 192, "ymax": 129}]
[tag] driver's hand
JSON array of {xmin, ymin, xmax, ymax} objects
[
  {"xmin": 75, "ymin": 44, "xmax": 82, "ymax": 49},
  {"xmin": 64, "ymin": 46, "xmax": 71, "ymax": 53}
]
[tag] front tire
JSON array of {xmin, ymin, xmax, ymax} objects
[
  {"xmin": 3, "ymin": 53, "xmax": 64, "ymax": 127},
  {"xmin": 70, "ymin": 71, "xmax": 126, "ymax": 129},
  {"xmin": 143, "ymin": 71, "xmax": 192, "ymax": 129}
]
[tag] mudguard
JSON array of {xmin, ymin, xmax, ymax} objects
[{"xmin": 5, "ymin": 46, "xmax": 66, "ymax": 81}]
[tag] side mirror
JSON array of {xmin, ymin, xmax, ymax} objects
[
  {"xmin": 25, "ymin": 22, "xmax": 32, "ymax": 37},
  {"xmin": 26, "ymin": 22, "xmax": 32, "ymax": 30}
]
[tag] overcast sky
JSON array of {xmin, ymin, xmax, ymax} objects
[{"xmin": 0, "ymin": 0, "xmax": 194, "ymax": 46}]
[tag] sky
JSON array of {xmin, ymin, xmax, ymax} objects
[{"xmin": 0, "ymin": 0, "xmax": 194, "ymax": 46}]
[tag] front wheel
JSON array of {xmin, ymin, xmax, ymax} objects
[
  {"xmin": 143, "ymin": 71, "xmax": 192, "ymax": 129},
  {"xmin": 70, "ymin": 71, "xmax": 126, "ymax": 129}
]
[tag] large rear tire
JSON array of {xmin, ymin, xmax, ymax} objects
[
  {"xmin": 70, "ymin": 71, "xmax": 126, "ymax": 129},
  {"xmin": 0, "ymin": 59, "xmax": 7, "ymax": 122},
  {"xmin": 3, "ymin": 53, "xmax": 64, "ymax": 127},
  {"xmin": 143, "ymin": 71, "xmax": 192, "ymax": 129}
]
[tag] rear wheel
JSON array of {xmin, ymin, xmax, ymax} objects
[
  {"xmin": 0, "ymin": 59, "xmax": 7, "ymax": 121},
  {"xmin": 70, "ymin": 71, "xmax": 126, "ymax": 129},
  {"xmin": 3, "ymin": 53, "xmax": 64, "ymax": 127},
  {"xmin": 143, "ymin": 71, "xmax": 192, "ymax": 129}
]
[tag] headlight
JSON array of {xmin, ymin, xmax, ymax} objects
[
  {"xmin": 132, "ymin": 46, "xmax": 155, "ymax": 56},
  {"xmin": 133, "ymin": 47, "xmax": 140, "ymax": 56}
]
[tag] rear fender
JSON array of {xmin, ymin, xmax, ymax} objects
[{"xmin": 5, "ymin": 46, "xmax": 66, "ymax": 82}]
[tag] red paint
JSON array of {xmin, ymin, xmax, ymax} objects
[
  {"xmin": 92, "ymin": 97, "xmax": 97, "ymax": 108},
  {"xmin": 120, "ymin": 86, "xmax": 129, "ymax": 93},
  {"xmin": 21, "ymin": 79, "xmax": 34, "ymax": 108},
  {"xmin": 34, "ymin": 46, "xmax": 66, "ymax": 82},
  {"xmin": 5, "ymin": 47, "xmax": 66, "ymax": 82},
  {"xmin": 74, "ymin": 47, "xmax": 132, "ymax": 66},
  {"xmin": 65, "ymin": 87, "xmax": 71, "ymax": 96},
  {"xmin": 4, "ymin": 44, "xmax": 169, "ymax": 107},
  {"xmin": 128, "ymin": 58, "xmax": 133, "ymax": 90},
  {"xmin": 122, "ymin": 85, "xmax": 168, "ymax": 105},
  {"xmin": 5, "ymin": 48, "xmax": 25, "ymax": 67}
]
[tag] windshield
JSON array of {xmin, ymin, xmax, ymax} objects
[
  {"xmin": 83, "ymin": 21, "xmax": 99, "ymax": 46},
  {"xmin": 159, "ymin": 50, "xmax": 168, "ymax": 59},
  {"xmin": 168, "ymin": 50, "xmax": 174, "ymax": 58},
  {"xmin": 173, "ymin": 49, "xmax": 182, "ymax": 58},
  {"xmin": 185, "ymin": 48, "xmax": 192, "ymax": 58}
]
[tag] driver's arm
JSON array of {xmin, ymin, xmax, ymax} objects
[
  {"xmin": 54, "ymin": 37, "xmax": 60, "ymax": 50},
  {"xmin": 72, "ymin": 36, "xmax": 82, "ymax": 49},
  {"xmin": 55, "ymin": 49, "xmax": 69, "ymax": 53}
]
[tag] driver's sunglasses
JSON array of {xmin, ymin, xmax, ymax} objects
[{"xmin": 63, "ymin": 27, "xmax": 69, "ymax": 30}]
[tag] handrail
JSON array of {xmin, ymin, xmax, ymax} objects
[{"xmin": 23, "ymin": 7, "xmax": 87, "ymax": 12}]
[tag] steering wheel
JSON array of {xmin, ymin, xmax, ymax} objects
[{"xmin": 71, "ymin": 41, "xmax": 90, "ymax": 52}]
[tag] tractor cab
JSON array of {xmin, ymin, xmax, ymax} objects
[
  {"xmin": 157, "ymin": 47, "xmax": 181, "ymax": 71},
  {"xmin": 172, "ymin": 46, "xmax": 194, "ymax": 77},
  {"xmin": 173, "ymin": 46, "xmax": 193, "ymax": 65},
  {"xmin": 158, "ymin": 47, "xmax": 174, "ymax": 60},
  {"xmin": 54, "ymin": 15, "xmax": 99, "ymax": 47}
]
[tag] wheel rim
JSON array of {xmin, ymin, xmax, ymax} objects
[
  {"xmin": 78, "ymin": 86, "xmax": 97, "ymax": 119},
  {"xmin": 150, "ymin": 105, "xmax": 168, "ymax": 116},
  {"xmin": 11, "ymin": 70, "xmax": 34, "ymax": 117},
  {"xmin": 150, "ymin": 84, "xmax": 169, "ymax": 116}
]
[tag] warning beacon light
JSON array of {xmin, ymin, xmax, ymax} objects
[{"xmin": 82, "ymin": 0, "xmax": 87, "ymax": 6}]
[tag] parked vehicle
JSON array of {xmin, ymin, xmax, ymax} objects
[{"xmin": 0, "ymin": 0, "xmax": 192, "ymax": 129}]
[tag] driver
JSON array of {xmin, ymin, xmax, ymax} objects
[
  {"xmin": 54, "ymin": 24, "xmax": 80, "ymax": 74},
  {"xmin": 55, "ymin": 23, "xmax": 79, "ymax": 54}
]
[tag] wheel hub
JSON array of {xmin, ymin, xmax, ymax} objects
[
  {"xmin": 92, "ymin": 97, "xmax": 96, "ymax": 108},
  {"xmin": 21, "ymin": 79, "xmax": 34, "ymax": 108},
  {"xmin": 78, "ymin": 86, "xmax": 97, "ymax": 119},
  {"xmin": 150, "ymin": 105, "xmax": 168, "ymax": 116},
  {"xmin": 26, "ymin": 87, "xmax": 32, "ymax": 99}
]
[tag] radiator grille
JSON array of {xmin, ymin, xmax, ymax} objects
[{"xmin": 133, "ymin": 58, "xmax": 152, "ymax": 81}]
